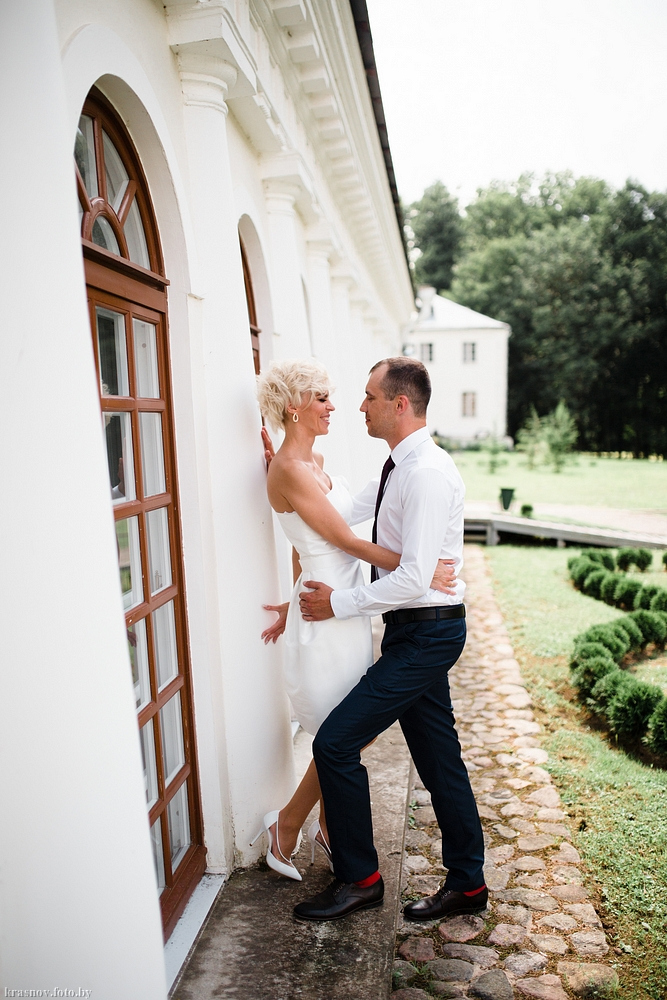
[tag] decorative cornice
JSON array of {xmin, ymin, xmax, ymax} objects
[{"xmin": 176, "ymin": 51, "xmax": 238, "ymax": 114}]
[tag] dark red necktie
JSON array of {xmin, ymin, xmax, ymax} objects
[{"xmin": 370, "ymin": 456, "xmax": 395, "ymax": 583}]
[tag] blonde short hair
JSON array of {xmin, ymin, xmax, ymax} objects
[{"xmin": 257, "ymin": 358, "xmax": 333, "ymax": 431}]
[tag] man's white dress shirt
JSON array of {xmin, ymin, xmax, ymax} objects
[{"xmin": 330, "ymin": 427, "xmax": 466, "ymax": 619}]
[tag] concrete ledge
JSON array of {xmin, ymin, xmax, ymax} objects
[{"xmin": 171, "ymin": 721, "xmax": 411, "ymax": 1000}]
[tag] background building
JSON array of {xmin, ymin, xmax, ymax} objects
[
  {"xmin": 404, "ymin": 285, "xmax": 510, "ymax": 443},
  {"xmin": 0, "ymin": 1, "xmax": 412, "ymax": 995}
]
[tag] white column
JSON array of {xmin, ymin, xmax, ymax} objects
[
  {"xmin": 0, "ymin": 1, "xmax": 167, "ymax": 996},
  {"xmin": 263, "ymin": 180, "xmax": 311, "ymax": 357},
  {"xmin": 177, "ymin": 49, "xmax": 295, "ymax": 867}
]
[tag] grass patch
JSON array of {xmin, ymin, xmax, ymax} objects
[
  {"xmin": 454, "ymin": 452, "xmax": 667, "ymax": 509},
  {"xmin": 486, "ymin": 544, "xmax": 667, "ymax": 1000}
]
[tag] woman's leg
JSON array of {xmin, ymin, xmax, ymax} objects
[{"xmin": 270, "ymin": 757, "xmax": 320, "ymax": 859}]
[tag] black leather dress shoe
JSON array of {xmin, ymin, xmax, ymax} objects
[
  {"xmin": 293, "ymin": 877, "xmax": 384, "ymax": 921},
  {"xmin": 403, "ymin": 885, "xmax": 488, "ymax": 922}
]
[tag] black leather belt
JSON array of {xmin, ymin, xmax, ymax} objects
[{"xmin": 382, "ymin": 605, "xmax": 466, "ymax": 625}]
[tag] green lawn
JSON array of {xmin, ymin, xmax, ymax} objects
[
  {"xmin": 454, "ymin": 451, "xmax": 667, "ymax": 509},
  {"xmin": 486, "ymin": 544, "xmax": 667, "ymax": 1000}
]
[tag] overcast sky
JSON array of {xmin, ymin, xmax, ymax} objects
[{"xmin": 365, "ymin": 0, "xmax": 667, "ymax": 209}]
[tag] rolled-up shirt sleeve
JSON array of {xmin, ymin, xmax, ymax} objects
[{"xmin": 331, "ymin": 467, "xmax": 451, "ymax": 618}]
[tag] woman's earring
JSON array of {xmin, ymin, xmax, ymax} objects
[{"xmin": 292, "ymin": 412, "xmax": 299, "ymax": 423}]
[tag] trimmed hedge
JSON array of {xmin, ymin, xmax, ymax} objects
[
  {"xmin": 647, "ymin": 699, "xmax": 667, "ymax": 756},
  {"xmin": 607, "ymin": 680, "xmax": 664, "ymax": 737},
  {"xmin": 576, "ymin": 624, "xmax": 628, "ymax": 660},
  {"xmin": 571, "ymin": 656, "xmax": 617, "ymax": 699},
  {"xmin": 650, "ymin": 590, "xmax": 667, "ymax": 612},
  {"xmin": 581, "ymin": 569, "xmax": 608, "ymax": 600},
  {"xmin": 634, "ymin": 583, "xmax": 662, "ymax": 609},
  {"xmin": 580, "ymin": 548, "xmax": 615, "ymax": 572},
  {"xmin": 617, "ymin": 547, "xmax": 653, "ymax": 572},
  {"xmin": 611, "ymin": 617, "xmax": 643, "ymax": 651},
  {"xmin": 568, "ymin": 548, "xmax": 667, "ymax": 615},
  {"xmin": 628, "ymin": 609, "xmax": 667, "ymax": 646},
  {"xmin": 614, "ymin": 577, "xmax": 643, "ymax": 610}
]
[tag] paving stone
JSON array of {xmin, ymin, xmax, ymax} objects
[
  {"xmin": 494, "ymin": 903, "xmax": 532, "ymax": 927},
  {"xmin": 505, "ymin": 778, "xmax": 532, "ymax": 790},
  {"xmin": 551, "ymin": 865, "xmax": 582, "ymax": 885},
  {"xmin": 413, "ymin": 806, "xmax": 437, "ymax": 825},
  {"xmin": 515, "ymin": 873, "xmax": 546, "ymax": 889},
  {"xmin": 405, "ymin": 854, "xmax": 432, "ymax": 874},
  {"xmin": 430, "ymin": 985, "xmax": 466, "ymax": 998},
  {"xmin": 495, "ymin": 889, "xmax": 559, "ymax": 911},
  {"xmin": 537, "ymin": 823, "xmax": 571, "ymax": 838},
  {"xmin": 405, "ymin": 829, "xmax": 432, "ymax": 849},
  {"xmin": 564, "ymin": 904, "xmax": 602, "ymax": 927},
  {"xmin": 398, "ymin": 936, "xmax": 437, "ymax": 962},
  {"xmin": 556, "ymin": 842, "xmax": 581, "ymax": 864},
  {"xmin": 413, "ymin": 789, "xmax": 431, "ymax": 806},
  {"xmin": 536, "ymin": 808, "xmax": 567, "ymax": 821},
  {"xmin": 527, "ymin": 787, "xmax": 561, "ymax": 809},
  {"xmin": 468, "ymin": 969, "xmax": 514, "ymax": 1000},
  {"xmin": 550, "ymin": 885, "xmax": 589, "ymax": 903},
  {"xmin": 479, "ymin": 805, "xmax": 501, "ymax": 821},
  {"xmin": 537, "ymin": 913, "xmax": 578, "ymax": 932},
  {"xmin": 392, "ymin": 990, "xmax": 431, "ymax": 1000},
  {"xmin": 569, "ymin": 930, "xmax": 609, "ymax": 957},
  {"xmin": 494, "ymin": 824, "xmax": 519, "ymax": 839},
  {"xmin": 503, "ymin": 952, "xmax": 548, "ymax": 976},
  {"xmin": 510, "ymin": 819, "xmax": 537, "ymax": 835},
  {"xmin": 557, "ymin": 961, "xmax": 619, "ymax": 996},
  {"xmin": 505, "ymin": 692, "xmax": 532, "ymax": 708},
  {"xmin": 441, "ymin": 943, "xmax": 500, "ymax": 968},
  {"xmin": 516, "ymin": 748, "xmax": 549, "ymax": 764},
  {"xmin": 438, "ymin": 914, "xmax": 485, "ymax": 943},
  {"xmin": 393, "ymin": 960, "xmax": 418, "ymax": 988},
  {"xmin": 521, "ymin": 767, "xmax": 552, "ymax": 785},
  {"xmin": 485, "ymin": 866, "xmax": 512, "ymax": 891},
  {"xmin": 529, "ymin": 933, "xmax": 568, "ymax": 954},
  {"xmin": 408, "ymin": 875, "xmax": 444, "ymax": 896},
  {"xmin": 487, "ymin": 845, "xmax": 516, "ymax": 865},
  {"xmin": 501, "ymin": 800, "xmax": 535, "ymax": 818},
  {"xmin": 427, "ymin": 959, "xmax": 474, "ymax": 982},
  {"xmin": 513, "ymin": 737, "xmax": 540, "ymax": 748},
  {"xmin": 515, "ymin": 975, "xmax": 568, "ymax": 1000},
  {"xmin": 488, "ymin": 922, "xmax": 529, "ymax": 946},
  {"xmin": 516, "ymin": 835, "xmax": 555, "ymax": 852},
  {"xmin": 512, "ymin": 856, "xmax": 546, "ymax": 871},
  {"xmin": 494, "ymin": 685, "xmax": 527, "ymax": 697}
]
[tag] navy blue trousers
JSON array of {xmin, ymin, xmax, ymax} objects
[{"xmin": 312, "ymin": 616, "xmax": 485, "ymax": 889}]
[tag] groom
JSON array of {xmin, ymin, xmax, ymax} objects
[{"xmin": 295, "ymin": 357, "xmax": 486, "ymax": 922}]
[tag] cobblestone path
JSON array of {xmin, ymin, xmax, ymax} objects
[{"xmin": 392, "ymin": 545, "xmax": 619, "ymax": 1000}]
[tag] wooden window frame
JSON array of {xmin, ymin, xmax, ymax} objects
[{"xmin": 78, "ymin": 89, "xmax": 205, "ymax": 940}]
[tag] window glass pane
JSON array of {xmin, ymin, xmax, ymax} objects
[
  {"xmin": 153, "ymin": 601, "xmax": 178, "ymax": 691},
  {"xmin": 74, "ymin": 115, "xmax": 98, "ymax": 199},
  {"xmin": 160, "ymin": 692, "xmax": 185, "ymax": 786},
  {"xmin": 116, "ymin": 516, "xmax": 143, "ymax": 610},
  {"xmin": 146, "ymin": 507, "xmax": 172, "ymax": 595},
  {"xmin": 140, "ymin": 719, "xmax": 159, "ymax": 811},
  {"xmin": 133, "ymin": 320, "xmax": 160, "ymax": 398},
  {"xmin": 96, "ymin": 308, "xmax": 129, "ymax": 397},
  {"xmin": 150, "ymin": 819, "xmax": 166, "ymax": 895},
  {"xmin": 104, "ymin": 412, "xmax": 136, "ymax": 504},
  {"xmin": 124, "ymin": 197, "xmax": 151, "ymax": 270},
  {"xmin": 140, "ymin": 412, "xmax": 166, "ymax": 497},
  {"xmin": 92, "ymin": 215, "xmax": 121, "ymax": 256},
  {"xmin": 128, "ymin": 619, "xmax": 150, "ymax": 710},
  {"xmin": 102, "ymin": 131, "xmax": 129, "ymax": 215},
  {"xmin": 167, "ymin": 782, "xmax": 190, "ymax": 872}
]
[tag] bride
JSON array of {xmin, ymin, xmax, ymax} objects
[{"xmin": 253, "ymin": 358, "xmax": 454, "ymax": 880}]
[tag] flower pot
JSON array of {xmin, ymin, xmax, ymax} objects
[{"xmin": 500, "ymin": 488, "xmax": 515, "ymax": 511}]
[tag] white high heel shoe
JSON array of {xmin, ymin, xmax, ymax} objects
[
  {"xmin": 307, "ymin": 819, "xmax": 334, "ymax": 872},
  {"xmin": 250, "ymin": 810, "xmax": 302, "ymax": 881}
]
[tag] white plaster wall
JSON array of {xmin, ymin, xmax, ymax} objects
[
  {"xmin": 3, "ymin": 2, "xmax": 411, "ymax": 986},
  {"xmin": 0, "ymin": 2, "xmax": 167, "ymax": 995}
]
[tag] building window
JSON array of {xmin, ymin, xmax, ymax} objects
[
  {"xmin": 420, "ymin": 342, "xmax": 434, "ymax": 363},
  {"xmin": 463, "ymin": 342, "xmax": 476, "ymax": 362},
  {"xmin": 240, "ymin": 238, "xmax": 261, "ymax": 375},
  {"xmin": 462, "ymin": 392, "xmax": 476, "ymax": 417},
  {"xmin": 76, "ymin": 89, "xmax": 205, "ymax": 939}
]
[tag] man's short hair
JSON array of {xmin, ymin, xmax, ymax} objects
[{"xmin": 370, "ymin": 357, "xmax": 431, "ymax": 417}]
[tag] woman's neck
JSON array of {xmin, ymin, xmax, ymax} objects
[{"xmin": 280, "ymin": 424, "xmax": 317, "ymax": 461}]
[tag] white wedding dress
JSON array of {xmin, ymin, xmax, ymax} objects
[{"xmin": 276, "ymin": 477, "xmax": 374, "ymax": 735}]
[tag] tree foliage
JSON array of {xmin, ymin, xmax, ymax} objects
[
  {"xmin": 408, "ymin": 181, "xmax": 463, "ymax": 291},
  {"xmin": 412, "ymin": 171, "xmax": 667, "ymax": 455}
]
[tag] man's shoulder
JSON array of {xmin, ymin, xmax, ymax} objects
[{"xmin": 411, "ymin": 439, "xmax": 463, "ymax": 481}]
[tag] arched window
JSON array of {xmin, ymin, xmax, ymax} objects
[
  {"xmin": 75, "ymin": 89, "xmax": 205, "ymax": 939},
  {"xmin": 240, "ymin": 237, "xmax": 261, "ymax": 375}
]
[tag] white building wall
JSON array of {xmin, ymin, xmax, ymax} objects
[{"xmin": 2, "ymin": 0, "xmax": 412, "ymax": 992}]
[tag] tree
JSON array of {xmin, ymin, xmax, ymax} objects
[
  {"xmin": 542, "ymin": 401, "xmax": 578, "ymax": 471},
  {"xmin": 408, "ymin": 181, "xmax": 463, "ymax": 291}
]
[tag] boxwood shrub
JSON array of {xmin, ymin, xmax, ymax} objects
[
  {"xmin": 589, "ymin": 669, "xmax": 632, "ymax": 713},
  {"xmin": 607, "ymin": 679, "xmax": 663, "ymax": 738},
  {"xmin": 580, "ymin": 548, "xmax": 616, "ymax": 572},
  {"xmin": 570, "ymin": 557, "xmax": 600, "ymax": 589},
  {"xmin": 600, "ymin": 573, "xmax": 620, "ymax": 605},
  {"xmin": 627, "ymin": 609, "xmax": 667, "ymax": 647},
  {"xmin": 650, "ymin": 590, "xmax": 667, "ymax": 613},
  {"xmin": 647, "ymin": 699, "xmax": 667, "ymax": 756},
  {"xmin": 581, "ymin": 569, "xmax": 609, "ymax": 600},
  {"xmin": 578, "ymin": 624, "xmax": 628, "ymax": 660},
  {"xmin": 571, "ymin": 656, "xmax": 617, "ymax": 699},
  {"xmin": 571, "ymin": 641, "xmax": 615, "ymax": 667},
  {"xmin": 614, "ymin": 577, "xmax": 644, "ymax": 610},
  {"xmin": 634, "ymin": 548, "xmax": 653, "ymax": 572},
  {"xmin": 611, "ymin": 616, "xmax": 643, "ymax": 652},
  {"xmin": 634, "ymin": 583, "xmax": 662, "ymax": 610},
  {"xmin": 616, "ymin": 548, "xmax": 636, "ymax": 572}
]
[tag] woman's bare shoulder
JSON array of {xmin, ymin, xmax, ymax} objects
[{"xmin": 313, "ymin": 451, "xmax": 325, "ymax": 470}]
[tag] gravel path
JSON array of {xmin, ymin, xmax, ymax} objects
[{"xmin": 392, "ymin": 545, "xmax": 619, "ymax": 1000}]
